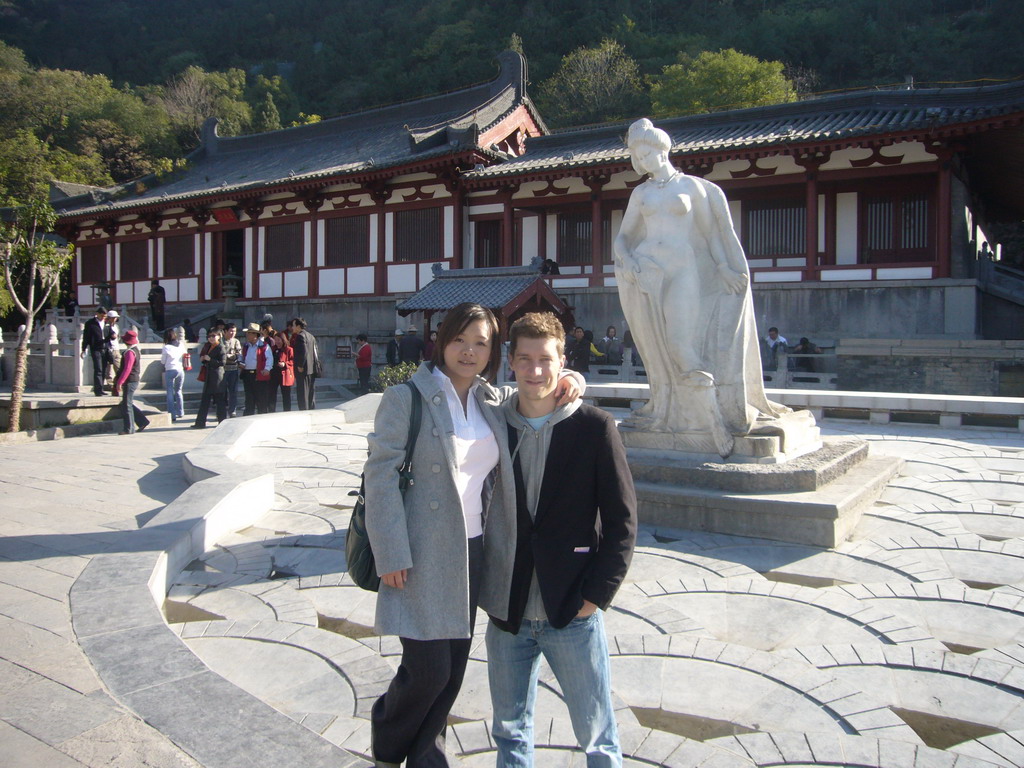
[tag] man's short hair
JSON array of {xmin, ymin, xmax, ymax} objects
[
  {"xmin": 769, "ymin": 327, "xmax": 778, "ymax": 333},
  {"xmin": 291, "ymin": 317, "xmax": 306, "ymax": 329},
  {"xmin": 509, "ymin": 312, "xmax": 566, "ymax": 357},
  {"xmin": 225, "ymin": 323, "xmax": 236, "ymax": 331}
]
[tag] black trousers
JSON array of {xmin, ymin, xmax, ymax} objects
[
  {"xmin": 371, "ymin": 536, "xmax": 482, "ymax": 767},
  {"xmin": 241, "ymin": 371, "xmax": 257, "ymax": 416},
  {"xmin": 358, "ymin": 366, "xmax": 371, "ymax": 391},
  {"xmin": 88, "ymin": 348, "xmax": 104, "ymax": 395}
]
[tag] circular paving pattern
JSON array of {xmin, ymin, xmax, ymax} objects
[{"xmin": 161, "ymin": 412, "xmax": 1023, "ymax": 766}]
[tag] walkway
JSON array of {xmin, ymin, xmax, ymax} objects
[{"xmin": 1, "ymin": 398, "xmax": 1023, "ymax": 766}]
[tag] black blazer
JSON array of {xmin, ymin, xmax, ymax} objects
[
  {"xmin": 81, "ymin": 317, "xmax": 105, "ymax": 353},
  {"xmin": 492, "ymin": 404, "xmax": 637, "ymax": 633}
]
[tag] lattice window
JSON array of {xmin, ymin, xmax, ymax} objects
[
  {"xmin": 862, "ymin": 192, "xmax": 930, "ymax": 263},
  {"xmin": 394, "ymin": 208, "xmax": 441, "ymax": 263},
  {"xmin": 79, "ymin": 244, "xmax": 106, "ymax": 283},
  {"xmin": 324, "ymin": 215, "xmax": 370, "ymax": 266},
  {"xmin": 557, "ymin": 212, "xmax": 591, "ymax": 265},
  {"xmin": 475, "ymin": 220, "xmax": 501, "ymax": 268},
  {"xmin": 163, "ymin": 235, "xmax": 195, "ymax": 276},
  {"xmin": 743, "ymin": 200, "xmax": 806, "ymax": 258},
  {"xmin": 119, "ymin": 240, "xmax": 149, "ymax": 281},
  {"xmin": 264, "ymin": 222, "xmax": 304, "ymax": 271}
]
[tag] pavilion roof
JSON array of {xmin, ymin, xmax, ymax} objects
[
  {"xmin": 464, "ymin": 80, "xmax": 1024, "ymax": 180},
  {"xmin": 396, "ymin": 262, "xmax": 568, "ymax": 319},
  {"xmin": 60, "ymin": 52, "xmax": 539, "ymax": 218}
]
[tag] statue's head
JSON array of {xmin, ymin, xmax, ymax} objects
[{"xmin": 626, "ymin": 118, "xmax": 672, "ymax": 176}]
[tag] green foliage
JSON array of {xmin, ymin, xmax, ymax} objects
[
  {"xmin": 537, "ymin": 39, "xmax": 647, "ymax": 128},
  {"xmin": 252, "ymin": 92, "xmax": 282, "ymax": 133},
  {"xmin": 650, "ymin": 48, "xmax": 797, "ymax": 118},
  {"xmin": 372, "ymin": 362, "xmax": 418, "ymax": 392}
]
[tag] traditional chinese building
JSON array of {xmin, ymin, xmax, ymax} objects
[{"xmin": 56, "ymin": 51, "xmax": 1024, "ymax": 355}]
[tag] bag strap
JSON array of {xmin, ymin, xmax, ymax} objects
[{"xmin": 398, "ymin": 380, "xmax": 421, "ymax": 489}]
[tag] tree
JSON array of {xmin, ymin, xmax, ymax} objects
[
  {"xmin": 650, "ymin": 48, "xmax": 798, "ymax": 117},
  {"xmin": 537, "ymin": 39, "xmax": 647, "ymax": 128},
  {"xmin": 252, "ymin": 92, "xmax": 282, "ymax": 134},
  {"xmin": 0, "ymin": 198, "xmax": 74, "ymax": 432},
  {"xmin": 159, "ymin": 66, "xmax": 251, "ymax": 147}
]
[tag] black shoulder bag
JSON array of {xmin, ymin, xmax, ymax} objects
[{"xmin": 346, "ymin": 380, "xmax": 422, "ymax": 591}]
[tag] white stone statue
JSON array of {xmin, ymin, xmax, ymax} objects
[{"xmin": 613, "ymin": 118, "xmax": 786, "ymax": 457}]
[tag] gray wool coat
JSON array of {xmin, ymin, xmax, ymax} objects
[{"xmin": 363, "ymin": 363, "xmax": 518, "ymax": 641}]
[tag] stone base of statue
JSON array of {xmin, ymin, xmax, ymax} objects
[
  {"xmin": 623, "ymin": 429, "xmax": 902, "ymax": 548},
  {"xmin": 620, "ymin": 408, "xmax": 821, "ymax": 464}
]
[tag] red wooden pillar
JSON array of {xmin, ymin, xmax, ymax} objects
[
  {"xmin": 451, "ymin": 187, "xmax": 464, "ymax": 270},
  {"xmin": 370, "ymin": 185, "xmax": 388, "ymax": 295},
  {"xmin": 303, "ymin": 192, "xmax": 325, "ymax": 298},
  {"xmin": 586, "ymin": 175, "xmax": 608, "ymax": 287},
  {"xmin": 936, "ymin": 158, "xmax": 952, "ymax": 279},
  {"xmin": 501, "ymin": 185, "xmax": 516, "ymax": 267},
  {"xmin": 243, "ymin": 202, "xmax": 265, "ymax": 300},
  {"xmin": 802, "ymin": 165, "xmax": 820, "ymax": 282}
]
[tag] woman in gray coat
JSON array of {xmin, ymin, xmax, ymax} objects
[{"xmin": 363, "ymin": 303, "xmax": 581, "ymax": 768}]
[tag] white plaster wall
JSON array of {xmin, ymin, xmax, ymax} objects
[
  {"xmin": 444, "ymin": 206, "xmax": 454, "ymax": 260},
  {"xmin": 467, "ymin": 203, "xmax": 504, "ymax": 215},
  {"xmin": 284, "ymin": 271, "xmax": 308, "ymax": 297},
  {"xmin": 521, "ymin": 216, "xmax": 539, "ymax": 265},
  {"xmin": 384, "ymin": 212, "xmax": 394, "ymax": 262},
  {"xmin": 876, "ymin": 267, "xmax": 933, "ymax": 280},
  {"xmin": 179, "ymin": 278, "xmax": 199, "ymax": 302},
  {"xmin": 244, "ymin": 229, "xmax": 254, "ymax": 297},
  {"xmin": 319, "ymin": 268, "xmax": 344, "ymax": 295},
  {"xmin": 257, "ymin": 228, "xmax": 266, "ymax": 271},
  {"xmin": 316, "ymin": 220, "xmax": 325, "ymax": 267},
  {"xmin": 202, "ymin": 233, "xmax": 211, "ymax": 300},
  {"xmin": 822, "ymin": 268, "xmax": 871, "ymax": 281},
  {"xmin": 388, "ymin": 263, "xmax": 416, "ymax": 293},
  {"xmin": 260, "ymin": 272, "xmax": 283, "ymax": 298},
  {"xmin": 836, "ymin": 193, "xmax": 858, "ymax": 265},
  {"xmin": 369, "ymin": 213, "xmax": 378, "ymax": 263},
  {"xmin": 753, "ymin": 271, "xmax": 802, "ymax": 283},
  {"xmin": 303, "ymin": 222, "xmax": 312, "ymax": 268},
  {"xmin": 348, "ymin": 266, "xmax": 375, "ymax": 294}
]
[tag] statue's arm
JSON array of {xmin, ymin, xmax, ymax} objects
[{"xmin": 613, "ymin": 194, "xmax": 643, "ymax": 268}]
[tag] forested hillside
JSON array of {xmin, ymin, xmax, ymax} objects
[{"xmin": 0, "ymin": 0, "xmax": 1021, "ymax": 202}]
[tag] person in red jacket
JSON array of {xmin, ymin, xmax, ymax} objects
[
  {"xmin": 355, "ymin": 332, "xmax": 372, "ymax": 392},
  {"xmin": 274, "ymin": 330, "xmax": 295, "ymax": 411}
]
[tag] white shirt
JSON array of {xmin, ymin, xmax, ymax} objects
[
  {"xmin": 431, "ymin": 366, "xmax": 498, "ymax": 539},
  {"xmin": 161, "ymin": 343, "xmax": 185, "ymax": 373},
  {"xmin": 766, "ymin": 334, "xmax": 788, "ymax": 349}
]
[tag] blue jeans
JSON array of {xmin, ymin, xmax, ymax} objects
[
  {"xmin": 164, "ymin": 370, "xmax": 184, "ymax": 420},
  {"xmin": 223, "ymin": 368, "xmax": 239, "ymax": 415},
  {"xmin": 486, "ymin": 611, "xmax": 620, "ymax": 767}
]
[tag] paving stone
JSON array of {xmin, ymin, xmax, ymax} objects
[{"xmin": 0, "ymin": 719, "xmax": 86, "ymax": 768}]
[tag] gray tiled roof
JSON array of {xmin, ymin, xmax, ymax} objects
[
  {"xmin": 62, "ymin": 52, "xmax": 532, "ymax": 218},
  {"xmin": 397, "ymin": 264, "xmax": 543, "ymax": 312},
  {"xmin": 466, "ymin": 80, "xmax": 1024, "ymax": 178}
]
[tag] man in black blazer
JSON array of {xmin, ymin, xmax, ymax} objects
[
  {"xmin": 486, "ymin": 312, "xmax": 636, "ymax": 768},
  {"xmin": 79, "ymin": 308, "xmax": 107, "ymax": 396}
]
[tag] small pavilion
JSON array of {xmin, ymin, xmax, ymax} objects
[{"xmin": 396, "ymin": 259, "xmax": 574, "ymax": 337}]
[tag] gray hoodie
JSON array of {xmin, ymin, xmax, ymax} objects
[{"xmin": 503, "ymin": 394, "xmax": 583, "ymax": 621}]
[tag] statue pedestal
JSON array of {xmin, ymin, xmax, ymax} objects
[
  {"xmin": 620, "ymin": 409, "xmax": 821, "ymax": 464},
  {"xmin": 623, "ymin": 427, "xmax": 902, "ymax": 548}
]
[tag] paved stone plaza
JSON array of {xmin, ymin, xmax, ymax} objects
[{"xmin": 1, "ymin": 394, "xmax": 1023, "ymax": 767}]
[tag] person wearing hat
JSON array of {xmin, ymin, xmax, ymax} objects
[
  {"xmin": 386, "ymin": 328, "xmax": 403, "ymax": 367},
  {"xmin": 398, "ymin": 324, "xmax": 425, "ymax": 365},
  {"xmin": 239, "ymin": 322, "xmax": 272, "ymax": 415},
  {"xmin": 80, "ymin": 307, "xmax": 107, "ymax": 396},
  {"xmin": 102, "ymin": 309, "xmax": 121, "ymax": 388},
  {"xmin": 110, "ymin": 329, "xmax": 150, "ymax": 434}
]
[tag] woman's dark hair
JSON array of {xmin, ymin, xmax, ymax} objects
[
  {"xmin": 356, "ymin": 333, "xmax": 367, "ymax": 342},
  {"xmin": 431, "ymin": 302, "xmax": 501, "ymax": 381},
  {"xmin": 164, "ymin": 329, "xmax": 177, "ymax": 344}
]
